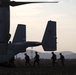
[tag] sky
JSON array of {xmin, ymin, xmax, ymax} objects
[{"xmin": 10, "ymin": 0, "xmax": 76, "ymax": 53}]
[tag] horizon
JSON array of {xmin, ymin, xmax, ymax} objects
[{"xmin": 16, "ymin": 49, "xmax": 76, "ymax": 59}]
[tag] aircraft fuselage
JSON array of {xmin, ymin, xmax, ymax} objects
[
  {"xmin": 0, "ymin": 0, "xmax": 57, "ymax": 63},
  {"xmin": 0, "ymin": 0, "xmax": 10, "ymax": 54}
]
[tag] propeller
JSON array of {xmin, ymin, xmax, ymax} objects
[{"xmin": 10, "ymin": 1, "xmax": 58, "ymax": 6}]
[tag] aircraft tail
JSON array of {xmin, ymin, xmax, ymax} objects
[
  {"xmin": 12, "ymin": 24, "xmax": 26, "ymax": 43},
  {"xmin": 42, "ymin": 20, "xmax": 57, "ymax": 51}
]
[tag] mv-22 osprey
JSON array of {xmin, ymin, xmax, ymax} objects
[{"xmin": 0, "ymin": 0, "xmax": 58, "ymax": 63}]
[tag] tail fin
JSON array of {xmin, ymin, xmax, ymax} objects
[
  {"xmin": 12, "ymin": 24, "xmax": 26, "ymax": 43},
  {"xmin": 42, "ymin": 20, "xmax": 57, "ymax": 51}
]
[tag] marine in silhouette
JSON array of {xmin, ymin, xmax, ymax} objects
[
  {"xmin": 33, "ymin": 52, "xmax": 40, "ymax": 66},
  {"xmin": 24, "ymin": 53, "xmax": 31, "ymax": 66},
  {"xmin": 51, "ymin": 52, "xmax": 57, "ymax": 66},
  {"xmin": 9, "ymin": 56, "xmax": 15, "ymax": 67},
  {"xmin": 8, "ymin": 41, "xmax": 15, "ymax": 67},
  {"xmin": 59, "ymin": 53, "xmax": 65, "ymax": 66}
]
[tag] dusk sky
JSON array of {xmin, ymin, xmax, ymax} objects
[{"xmin": 10, "ymin": 0, "xmax": 76, "ymax": 53}]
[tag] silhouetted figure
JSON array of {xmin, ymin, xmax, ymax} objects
[
  {"xmin": 9, "ymin": 56, "xmax": 15, "ymax": 67},
  {"xmin": 24, "ymin": 53, "xmax": 31, "ymax": 66},
  {"xmin": 33, "ymin": 52, "xmax": 40, "ymax": 66},
  {"xmin": 51, "ymin": 52, "xmax": 57, "ymax": 66},
  {"xmin": 59, "ymin": 53, "xmax": 65, "ymax": 66}
]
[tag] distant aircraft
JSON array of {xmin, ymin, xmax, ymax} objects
[{"xmin": 0, "ymin": 0, "xmax": 57, "ymax": 63}]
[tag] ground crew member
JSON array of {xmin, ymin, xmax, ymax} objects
[
  {"xmin": 9, "ymin": 56, "xmax": 15, "ymax": 67},
  {"xmin": 33, "ymin": 52, "xmax": 40, "ymax": 66},
  {"xmin": 59, "ymin": 53, "xmax": 65, "ymax": 66},
  {"xmin": 24, "ymin": 53, "xmax": 31, "ymax": 66},
  {"xmin": 51, "ymin": 52, "xmax": 57, "ymax": 66}
]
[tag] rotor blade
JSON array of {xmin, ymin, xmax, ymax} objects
[{"xmin": 10, "ymin": 1, "xmax": 58, "ymax": 6}]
